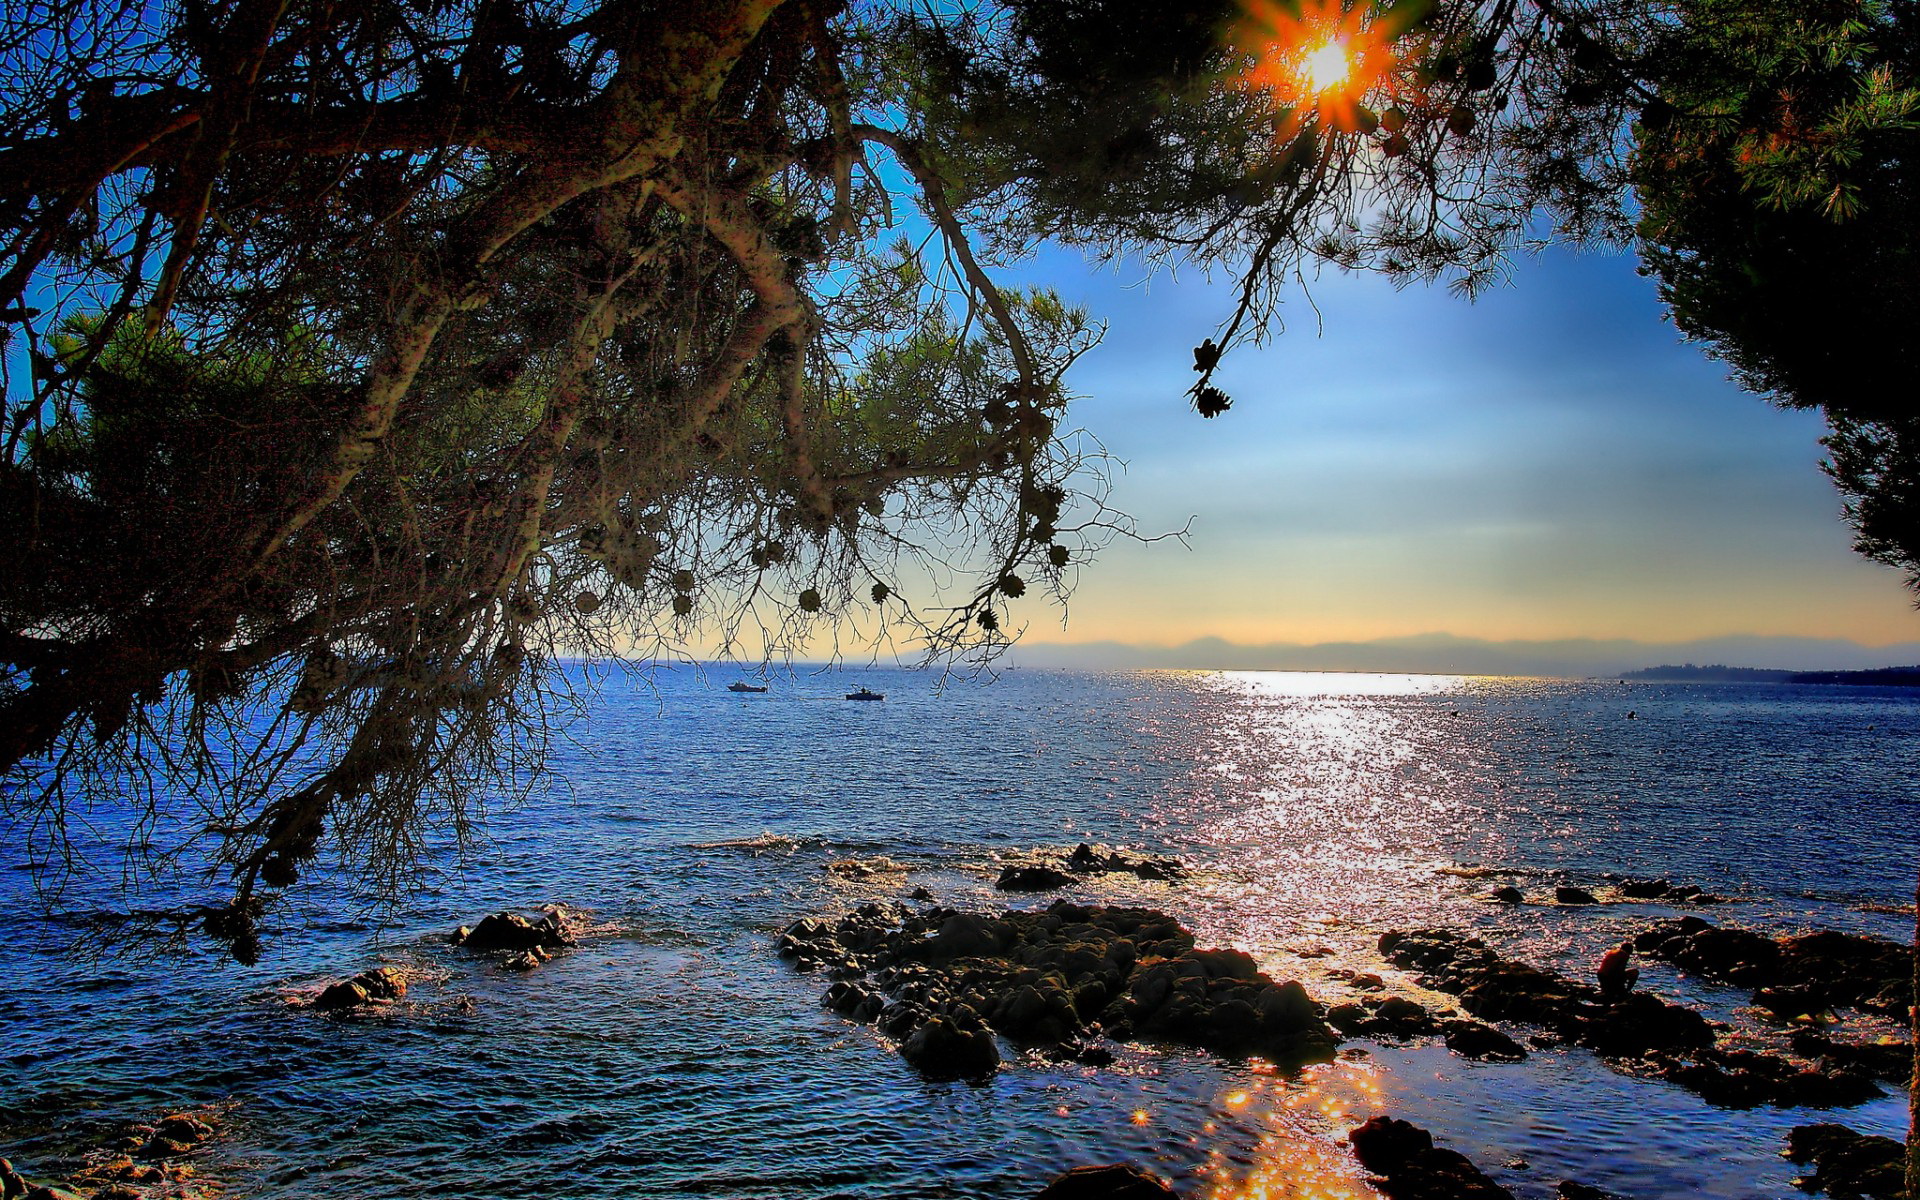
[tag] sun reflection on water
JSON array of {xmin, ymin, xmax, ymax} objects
[
  {"xmin": 1144, "ymin": 672, "xmax": 1535, "ymax": 992},
  {"xmin": 1198, "ymin": 1060, "xmax": 1388, "ymax": 1199}
]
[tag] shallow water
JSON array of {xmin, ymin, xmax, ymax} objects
[{"xmin": 2, "ymin": 668, "xmax": 1914, "ymax": 1198}]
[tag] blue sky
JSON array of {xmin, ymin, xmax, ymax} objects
[{"xmin": 1000, "ymin": 240, "xmax": 1920, "ymax": 653}]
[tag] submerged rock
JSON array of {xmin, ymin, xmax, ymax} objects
[
  {"xmin": 1442, "ymin": 1019, "xmax": 1528, "ymax": 1062},
  {"xmin": 1348, "ymin": 1115, "xmax": 1515, "ymax": 1200},
  {"xmin": 1784, "ymin": 1123, "xmax": 1909, "ymax": 1200},
  {"xmin": 1554, "ymin": 886, "xmax": 1598, "ymax": 905},
  {"xmin": 1489, "ymin": 886, "xmax": 1525, "ymax": 904},
  {"xmin": 1556, "ymin": 1183, "xmax": 1629, "ymax": 1200},
  {"xmin": 780, "ymin": 900, "xmax": 1337, "ymax": 1080},
  {"xmin": 1032, "ymin": 1163, "xmax": 1178, "ymax": 1199}
]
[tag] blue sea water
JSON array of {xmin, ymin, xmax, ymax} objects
[{"xmin": 1, "ymin": 668, "xmax": 1914, "ymax": 1199}]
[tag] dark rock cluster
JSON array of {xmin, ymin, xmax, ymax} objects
[
  {"xmin": 312, "ymin": 965, "xmax": 408, "ymax": 1012},
  {"xmin": 1784, "ymin": 1123, "xmax": 1911, "ymax": 1200},
  {"xmin": 1380, "ymin": 929, "xmax": 1881, "ymax": 1108},
  {"xmin": 780, "ymin": 900, "xmax": 1337, "ymax": 1080},
  {"xmin": 995, "ymin": 844, "xmax": 1187, "ymax": 893},
  {"xmin": 451, "ymin": 908, "xmax": 577, "ymax": 970},
  {"xmin": 1484, "ymin": 878, "xmax": 1725, "ymax": 905},
  {"xmin": 1347, "ymin": 1115, "xmax": 1514, "ymax": 1200},
  {"xmin": 1635, "ymin": 917, "xmax": 1912, "ymax": 1020},
  {"xmin": 1323, "ymin": 993, "xmax": 1528, "ymax": 1060}
]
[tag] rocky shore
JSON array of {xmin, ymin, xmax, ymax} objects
[{"xmin": 1379, "ymin": 928, "xmax": 1888, "ymax": 1107}]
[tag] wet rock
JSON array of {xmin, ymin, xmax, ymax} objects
[
  {"xmin": 1348, "ymin": 1116, "xmax": 1515, "ymax": 1199},
  {"xmin": 1619, "ymin": 878, "xmax": 1672, "ymax": 899},
  {"xmin": 1064, "ymin": 842, "xmax": 1188, "ymax": 882},
  {"xmin": 1489, "ymin": 886, "xmax": 1524, "ymax": 904},
  {"xmin": 998, "ymin": 865, "xmax": 1077, "ymax": 892},
  {"xmin": 909, "ymin": 887, "xmax": 935, "ymax": 902},
  {"xmin": 1442, "ymin": 1019, "xmax": 1529, "ymax": 1062},
  {"xmin": 1378, "ymin": 928, "xmax": 1871, "ymax": 1108},
  {"xmin": 23, "ymin": 1187, "xmax": 87, "ymax": 1200},
  {"xmin": 1032, "ymin": 1163, "xmax": 1178, "ymax": 1200},
  {"xmin": 455, "ymin": 908, "xmax": 576, "ymax": 955},
  {"xmin": 1555, "ymin": 886, "xmax": 1598, "ymax": 905},
  {"xmin": 1641, "ymin": 1045, "xmax": 1880, "ymax": 1109},
  {"xmin": 1788, "ymin": 1029, "xmax": 1912, "ymax": 1082},
  {"xmin": 786, "ymin": 901, "xmax": 1336, "ymax": 1079},
  {"xmin": 900, "ymin": 1014, "xmax": 1000, "ymax": 1080},
  {"xmin": 1328, "ymin": 995, "xmax": 1440, "ymax": 1040},
  {"xmin": 1755, "ymin": 985, "xmax": 1834, "ymax": 1020},
  {"xmin": 1636, "ymin": 919, "xmax": 1911, "ymax": 1019},
  {"xmin": 1784, "ymin": 1123, "xmax": 1908, "ymax": 1200},
  {"xmin": 0, "ymin": 1160, "xmax": 25, "ymax": 1200},
  {"xmin": 313, "ymin": 965, "xmax": 408, "ymax": 1012},
  {"xmin": 1556, "ymin": 1183, "xmax": 1628, "ymax": 1200},
  {"xmin": 153, "ymin": 1115, "xmax": 214, "ymax": 1146}
]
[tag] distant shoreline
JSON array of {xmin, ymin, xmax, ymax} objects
[{"xmin": 1622, "ymin": 663, "xmax": 1920, "ymax": 687}]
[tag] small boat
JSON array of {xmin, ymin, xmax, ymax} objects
[
  {"xmin": 728, "ymin": 681, "xmax": 769, "ymax": 693},
  {"xmin": 845, "ymin": 688, "xmax": 885, "ymax": 702}
]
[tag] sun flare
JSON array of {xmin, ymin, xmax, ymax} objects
[{"xmin": 1300, "ymin": 39, "xmax": 1352, "ymax": 92}]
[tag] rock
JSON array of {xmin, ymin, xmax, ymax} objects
[
  {"xmin": 900, "ymin": 1014, "xmax": 1000, "ymax": 1080},
  {"xmin": 1554, "ymin": 886, "xmax": 1597, "ymax": 905},
  {"xmin": 503, "ymin": 947, "xmax": 549, "ymax": 971},
  {"xmin": 1556, "ymin": 1183, "xmax": 1627, "ymax": 1200},
  {"xmin": 1618, "ymin": 878, "xmax": 1671, "ymax": 899},
  {"xmin": 0, "ymin": 1161, "xmax": 25, "ymax": 1200},
  {"xmin": 455, "ymin": 909, "xmax": 575, "ymax": 954},
  {"xmin": 1788, "ymin": 1029, "xmax": 1912, "ymax": 1082},
  {"xmin": 909, "ymin": 887, "xmax": 935, "ymax": 901},
  {"xmin": 1376, "ymin": 927, "xmax": 1854, "ymax": 1108},
  {"xmin": 791, "ymin": 900, "xmax": 1336, "ymax": 1078},
  {"xmin": 135, "ymin": 1136, "xmax": 198, "ymax": 1160},
  {"xmin": 313, "ymin": 965, "xmax": 408, "ymax": 1012},
  {"xmin": 1784, "ymin": 1123, "xmax": 1908, "ymax": 1200},
  {"xmin": 1443, "ymin": 1019, "xmax": 1529, "ymax": 1062},
  {"xmin": 1032, "ymin": 1163, "xmax": 1178, "ymax": 1199},
  {"xmin": 24, "ymin": 1187, "xmax": 87, "ymax": 1200},
  {"xmin": 154, "ymin": 1114, "xmax": 214, "ymax": 1145},
  {"xmin": 1636, "ymin": 918, "xmax": 1911, "ymax": 1017},
  {"xmin": 1348, "ymin": 1116, "xmax": 1515, "ymax": 1200},
  {"xmin": 1489, "ymin": 886, "xmax": 1524, "ymax": 904},
  {"xmin": 998, "ymin": 865, "xmax": 1077, "ymax": 892}
]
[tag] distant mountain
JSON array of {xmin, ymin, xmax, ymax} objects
[{"xmin": 1006, "ymin": 633, "xmax": 1920, "ymax": 677}]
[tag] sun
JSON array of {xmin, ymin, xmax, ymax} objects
[{"xmin": 1300, "ymin": 38, "xmax": 1353, "ymax": 92}]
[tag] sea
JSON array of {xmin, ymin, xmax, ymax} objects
[{"xmin": 1, "ymin": 668, "xmax": 1914, "ymax": 1199}]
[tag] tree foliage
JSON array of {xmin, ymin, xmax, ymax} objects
[
  {"xmin": 1630, "ymin": 0, "xmax": 1920, "ymax": 585},
  {"xmin": 1, "ymin": 0, "xmax": 1913, "ymax": 963}
]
